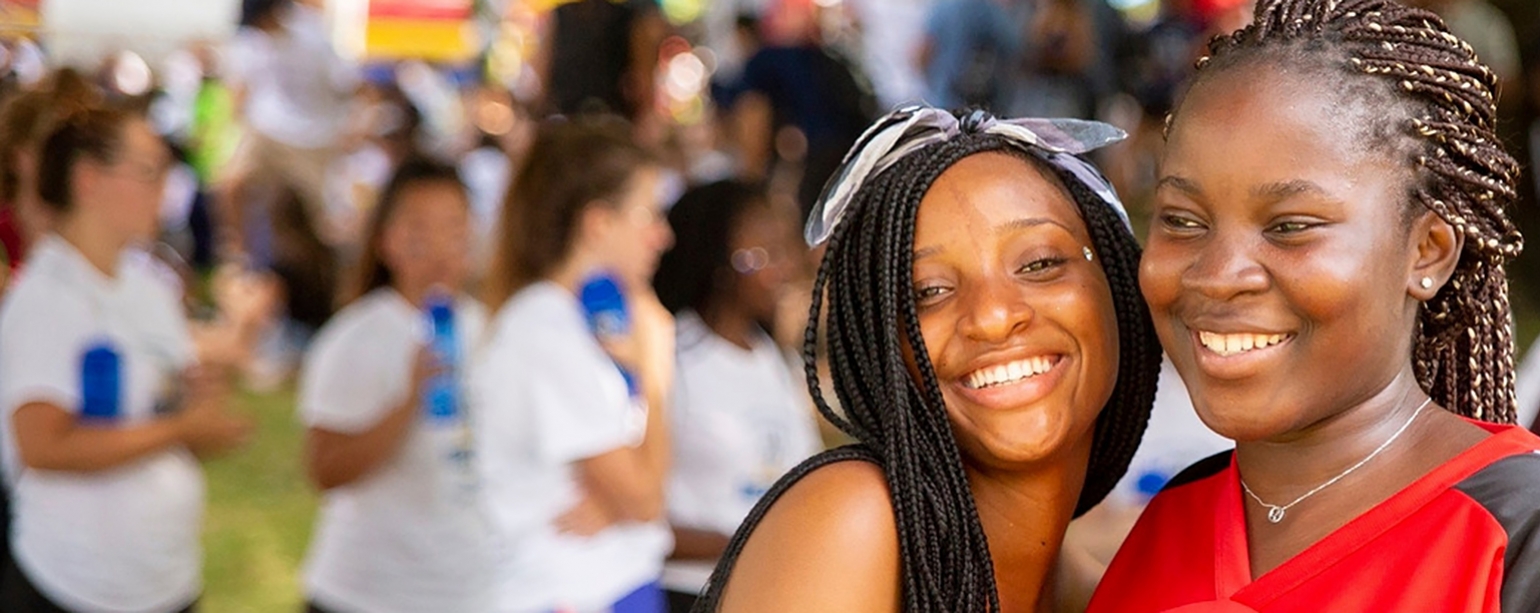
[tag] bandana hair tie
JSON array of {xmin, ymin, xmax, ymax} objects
[{"xmin": 805, "ymin": 105, "xmax": 1131, "ymax": 246}]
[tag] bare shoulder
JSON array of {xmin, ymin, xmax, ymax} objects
[{"xmin": 717, "ymin": 459, "xmax": 902, "ymax": 613}]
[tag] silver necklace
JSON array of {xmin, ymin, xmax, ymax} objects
[{"xmin": 1240, "ymin": 397, "xmax": 1433, "ymax": 524}]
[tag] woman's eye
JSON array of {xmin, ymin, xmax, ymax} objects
[
  {"xmin": 1018, "ymin": 257, "xmax": 1066, "ymax": 275},
  {"xmin": 1160, "ymin": 213, "xmax": 1204, "ymax": 231},
  {"xmin": 1269, "ymin": 221, "xmax": 1314, "ymax": 234},
  {"xmin": 914, "ymin": 285, "xmax": 951, "ymax": 305}
]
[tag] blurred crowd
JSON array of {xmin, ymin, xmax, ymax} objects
[
  {"xmin": 1, "ymin": 0, "xmax": 1536, "ymax": 336},
  {"xmin": 0, "ymin": 0, "xmax": 1534, "ymax": 611}
]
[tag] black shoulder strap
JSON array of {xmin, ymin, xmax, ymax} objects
[
  {"xmin": 691, "ymin": 444, "xmax": 883, "ymax": 612},
  {"xmin": 1162, "ymin": 450, "xmax": 1232, "ymax": 493}
]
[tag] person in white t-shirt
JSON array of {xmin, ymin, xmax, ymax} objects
[
  {"xmin": 220, "ymin": 0, "xmax": 360, "ymax": 257},
  {"xmin": 0, "ymin": 108, "xmax": 251, "ymax": 613},
  {"xmin": 649, "ymin": 180, "xmax": 820, "ymax": 610},
  {"xmin": 298, "ymin": 158, "xmax": 493, "ymax": 613},
  {"xmin": 474, "ymin": 117, "xmax": 676, "ymax": 613}
]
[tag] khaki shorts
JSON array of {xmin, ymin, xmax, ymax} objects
[{"xmin": 223, "ymin": 131, "xmax": 337, "ymax": 221}]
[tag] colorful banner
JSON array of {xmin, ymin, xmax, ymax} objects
[
  {"xmin": 365, "ymin": 0, "xmax": 478, "ymax": 62},
  {"xmin": 0, "ymin": 0, "xmax": 41, "ymax": 39},
  {"xmin": 523, "ymin": 0, "xmax": 635, "ymax": 13}
]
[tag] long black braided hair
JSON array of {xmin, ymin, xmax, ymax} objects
[
  {"xmin": 1173, "ymin": 0, "xmax": 1524, "ymax": 422},
  {"xmin": 694, "ymin": 127, "xmax": 1160, "ymax": 610}
]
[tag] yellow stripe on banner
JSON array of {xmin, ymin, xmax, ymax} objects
[
  {"xmin": 525, "ymin": 0, "xmax": 626, "ymax": 13},
  {"xmin": 0, "ymin": 7, "xmax": 39, "ymax": 38},
  {"xmin": 365, "ymin": 18, "xmax": 478, "ymax": 62}
]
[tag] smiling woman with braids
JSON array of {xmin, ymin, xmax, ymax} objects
[
  {"xmin": 690, "ymin": 106, "xmax": 1160, "ymax": 612},
  {"xmin": 1088, "ymin": 0, "xmax": 1540, "ymax": 610}
]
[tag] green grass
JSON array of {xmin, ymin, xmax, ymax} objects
[{"xmin": 201, "ymin": 385, "xmax": 316, "ymax": 612}]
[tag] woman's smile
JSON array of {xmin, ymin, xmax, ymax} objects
[{"xmin": 951, "ymin": 352, "xmax": 1070, "ymax": 411}]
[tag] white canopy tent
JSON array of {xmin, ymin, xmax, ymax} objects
[{"xmin": 38, "ymin": 0, "xmax": 240, "ymax": 68}]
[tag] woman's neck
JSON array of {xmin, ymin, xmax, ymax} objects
[
  {"xmin": 12, "ymin": 189, "xmax": 48, "ymax": 245},
  {"xmin": 1232, "ymin": 370, "xmax": 1428, "ymax": 495},
  {"xmin": 391, "ymin": 278, "xmax": 435, "ymax": 309},
  {"xmin": 1229, "ymin": 368, "xmax": 1489, "ymax": 577},
  {"xmin": 55, "ymin": 216, "xmax": 126, "ymax": 279},
  {"xmin": 966, "ymin": 439, "xmax": 1091, "ymax": 613},
  {"xmin": 548, "ymin": 251, "xmax": 602, "ymax": 296},
  {"xmin": 700, "ymin": 302, "xmax": 757, "ymax": 350}
]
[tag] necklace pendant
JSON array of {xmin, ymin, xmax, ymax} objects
[{"xmin": 1267, "ymin": 506, "xmax": 1286, "ymax": 523}]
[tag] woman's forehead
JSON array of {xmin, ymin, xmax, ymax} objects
[
  {"xmin": 915, "ymin": 153, "xmax": 1085, "ymax": 239},
  {"xmin": 1168, "ymin": 70, "xmax": 1410, "ymax": 183}
]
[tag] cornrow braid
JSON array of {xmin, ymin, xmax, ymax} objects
[
  {"xmin": 694, "ymin": 132, "xmax": 1159, "ymax": 611},
  {"xmin": 1184, "ymin": 0, "xmax": 1524, "ymax": 423}
]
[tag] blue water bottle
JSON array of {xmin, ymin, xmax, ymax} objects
[
  {"xmin": 80, "ymin": 341, "xmax": 122, "ymax": 421},
  {"xmin": 422, "ymin": 293, "xmax": 477, "ymax": 499},
  {"xmin": 422, "ymin": 293, "xmax": 460, "ymax": 421},
  {"xmin": 578, "ymin": 273, "xmax": 639, "ymax": 396},
  {"xmin": 579, "ymin": 274, "xmax": 629, "ymax": 339}
]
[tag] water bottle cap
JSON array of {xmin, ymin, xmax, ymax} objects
[
  {"xmin": 425, "ymin": 291, "xmax": 454, "ymax": 317},
  {"xmin": 578, "ymin": 272, "xmax": 629, "ymax": 336},
  {"xmin": 579, "ymin": 274, "xmax": 624, "ymax": 307}
]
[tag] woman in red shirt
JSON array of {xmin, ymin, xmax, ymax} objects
[{"xmin": 1089, "ymin": 0, "xmax": 1540, "ymax": 611}]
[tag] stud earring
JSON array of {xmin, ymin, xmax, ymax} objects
[
  {"xmin": 1083, "ymin": 246, "xmax": 1095, "ymax": 261},
  {"xmin": 1420, "ymin": 277, "xmax": 1434, "ymax": 289}
]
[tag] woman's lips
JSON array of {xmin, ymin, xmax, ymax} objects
[
  {"xmin": 949, "ymin": 354, "xmax": 1068, "ymax": 410},
  {"xmin": 1187, "ymin": 328, "xmax": 1296, "ymax": 380}
]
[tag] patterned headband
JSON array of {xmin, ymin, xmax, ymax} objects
[{"xmin": 805, "ymin": 105, "xmax": 1132, "ymax": 246}]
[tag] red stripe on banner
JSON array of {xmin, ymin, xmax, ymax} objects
[{"xmin": 368, "ymin": 0, "xmax": 471, "ymax": 21}]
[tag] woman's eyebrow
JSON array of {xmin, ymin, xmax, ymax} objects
[
  {"xmin": 1251, "ymin": 179, "xmax": 1329, "ymax": 201},
  {"xmin": 914, "ymin": 244, "xmax": 942, "ymax": 261},
  {"xmin": 1002, "ymin": 217, "xmax": 1071, "ymax": 233},
  {"xmin": 1155, "ymin": 174, "xmax": 1201, "ymax": 195}
]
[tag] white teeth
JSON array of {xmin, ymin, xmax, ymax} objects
[
  {"xmin": 965, "ymin": 357, "xmax": 1058, "ymax": 389},
  {"xmin": 1197, "ymin": 331, "xmax": 1291, "ymax": 356}
]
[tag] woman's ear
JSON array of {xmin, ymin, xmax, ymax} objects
[
  {"xmin": 15, "ymin": 148, "xmax": 37, "ymax": 179},
  {"xmin": 69, "ymin": 159, "xmax": 101, "ymax": 209},
  {"xmin": 1407, "ymin": 211, "xmax": 1462, "ymax": 302},
  {"xmin": 573, "ymin": 200, "xmax": 613, "ymax": 251}
]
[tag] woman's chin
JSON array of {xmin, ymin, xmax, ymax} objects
[
  {"xmin": 1195, "ymin": 406, "xmax": 1294, "ymax": 444},
  {"xmin": 959, "ymin": 414, "xmax": 1085, "ymax": 472},
  {"xmin": 978, "ymin": 443, "xmax": 1065, "ymax": 469}
]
